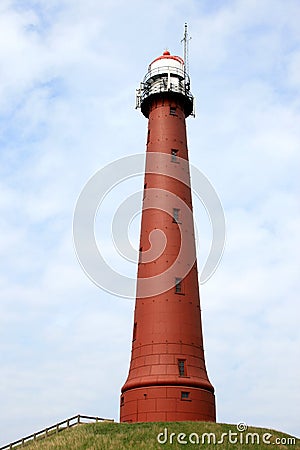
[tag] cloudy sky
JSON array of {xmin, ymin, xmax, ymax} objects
[{"xmin": 0, "ymin": 0, "xmax": 299, "ymax": 445}]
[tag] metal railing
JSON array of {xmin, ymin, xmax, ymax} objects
[
  {"xmin": 143, "ymin": 65, "xmax": 188, "ymax": 84},
  {"xmin": 135, "ymin": 65, "xmax": 194, "ymax": 113},
  {"xmin": 136, "ymin": 79, "xmax": 194, "ymax": 112},
  {"xmin": 139, "ymin": 79, "xmax": 193, "ymax": 104},
  {"xmin": 0, "ymin": 414, "xmax": 114, "ymax": 450}
]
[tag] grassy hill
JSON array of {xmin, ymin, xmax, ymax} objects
[{"xmin": 22, "ymin": 421, "xmax": 298, "ymax": 450}]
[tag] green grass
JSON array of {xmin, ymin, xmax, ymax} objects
[{"xmin": 22, "ymin": 421, "xmax": 299, "ymax": 450}]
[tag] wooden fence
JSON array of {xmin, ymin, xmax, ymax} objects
[{"xmin": 0, "ymin": 414, "xmax": 114, "ymax": 450}]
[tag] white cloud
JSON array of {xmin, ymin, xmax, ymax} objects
[
  {"xmin": 0, "ymin": 0, "xmax": 299, "ymax": 445},
  {"xmin": 286, "ymin": 50, "xmax": 300, "ymax": 90}
]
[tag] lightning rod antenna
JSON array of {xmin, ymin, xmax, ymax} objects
[{"xmin": 181, "ymin": 22, "xmax": 192, "ymax": 78}]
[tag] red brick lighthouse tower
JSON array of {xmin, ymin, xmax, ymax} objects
[{"xmin": 120, "ymin": 42, "xmax": 216, "ymax": 422}]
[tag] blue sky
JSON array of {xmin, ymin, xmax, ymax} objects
[{"xmin": 0, "ymin": 0, "xmax": 299, "ymax": 444}]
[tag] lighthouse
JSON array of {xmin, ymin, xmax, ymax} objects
[{"xmin": 120, "ymin": 43, "xmax": 216, "ymax": 422}]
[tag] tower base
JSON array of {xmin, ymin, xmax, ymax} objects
[{"xmin": 120, "ymin": 386, "xmax": 216, "ymax": 423}]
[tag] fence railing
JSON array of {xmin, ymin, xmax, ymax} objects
[{"xmin": 0, "ymin": 414, "xmax": 114, "ymax": 450}]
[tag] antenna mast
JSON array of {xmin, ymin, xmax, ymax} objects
[{"xmin": 181, "ymin": 22, "xmax": 191, "ymax": 77}]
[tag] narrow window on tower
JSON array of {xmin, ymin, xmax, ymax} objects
[
  {"xmin": 173, "ymin": 208, "xmax": 181, "ymax": 223},
  {"xmin": 175, "ymin": 277, "xmax": 183, "ymax": 294},
  {"xmin": 120, "ymin": 396, "xmax": 124, "ymax": 407},
  {"xmin": 133, "ymin": 322, "xmax": 137, "ymax": 341},
  {"xmin": 170, "ymin": 106, "xmax": 177, "ymax": 116},
  {"xmin": 181, "ymin": 391, "xmax": 190, "ymax": 401},
  {"xmin": 139, "ymin": 247, "xmax": 143, "ymax": 264},
  {"xmin": 178, "ymin": 359, "xmax": 187, "ymax": 376},
  {"xmin": 147, "ymin": 129, "xmax": 150, "ymax": 143},
  {"xmin": 171, "ymin": 149, "xmax": 179, "ymax": 163}
]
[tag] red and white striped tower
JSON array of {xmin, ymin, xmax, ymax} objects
[{"xmin": 120, "ymin": 49, "xmax": 216, "ymax": 422}]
